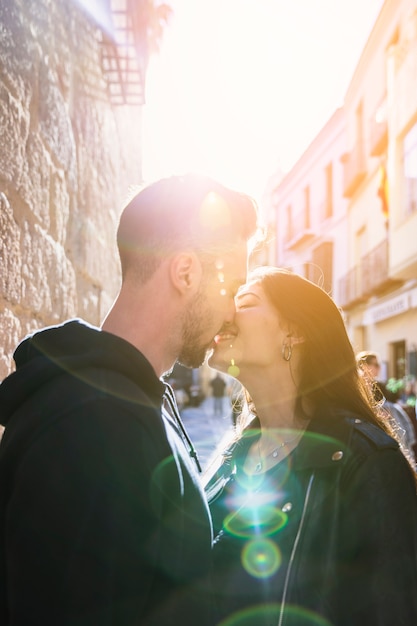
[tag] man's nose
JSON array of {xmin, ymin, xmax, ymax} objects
[{"xmin": 224, "ymin": 299, "xmax": 237, "ymax": 323}]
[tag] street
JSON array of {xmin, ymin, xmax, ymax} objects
[{"xmin": 180, "ymin": 395, "xmax": 234, "ymax": 473}]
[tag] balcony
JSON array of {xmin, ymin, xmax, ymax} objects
[
  {"xmin": 100, "ymin": 0, "xmax": 145, "ymax": 105},
  {"xmin": 338, "ymin": 240, "xmax": 403, "ymax": 309},
  {"xmin": 338, "ymin": 266, "xmax": 365, "ymax": 309},
  {"xmin": 362, "ymin": 240, "xmax": 400, "ymax": 295},
  {"xmin": 369, "ymin": 98, "xmax": 388, "ymax": 156},
  {"xmin": 341, "ymin": 143, "xmax": 367, "ymax": 198},
  {"xmin": 285, "ymin": 209, "xmax": 315, "ymax": 249}
]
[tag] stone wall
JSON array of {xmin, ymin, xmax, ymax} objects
[{"xmin": 0, "ymin": 0, "xmax": 143, "ymax": 378}]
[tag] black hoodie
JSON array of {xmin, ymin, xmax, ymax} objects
[{"xmin": 0, "ymin": 320, "xmax": 212, "ymax": 626}]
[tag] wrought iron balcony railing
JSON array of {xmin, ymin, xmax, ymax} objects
[{"xmin": 338, "ymin": 239, "xmax": 402, "ymax": 308}]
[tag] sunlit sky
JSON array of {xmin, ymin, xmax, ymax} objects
[{"xmin": 142, "ymin": 0, "xmax": 384, "ymax": 207}]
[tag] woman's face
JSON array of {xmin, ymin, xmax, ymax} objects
[{"xmin": 208, "ymin": 279, "xmax": 285, "ymax": 379}]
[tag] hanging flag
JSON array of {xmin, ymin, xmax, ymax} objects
[{"xmin": 377, "ymin": 162, "xmax": 389, "ymax": 222}]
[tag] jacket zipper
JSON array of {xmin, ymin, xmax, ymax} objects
[
  {"xmin": 277, "ymin": 472, "xmax": 315, "ymax": 626},
  {"xmin": 163, "ymin": 388, "xmax": 202, "ymax": 473}
]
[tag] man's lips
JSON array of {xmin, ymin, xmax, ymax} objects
[{"xmin": 214, "ymin": 332, "xmax": 237, "ymax": 345}]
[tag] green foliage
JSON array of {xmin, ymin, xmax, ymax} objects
[
  {"xmin": 386, "ymin": 377, "xmax": 404, "ymax": 394},
  {"xmin": 386, "ymin": 376, "xmax": 416, "ymax": 407}
]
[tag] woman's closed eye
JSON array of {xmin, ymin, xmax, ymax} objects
[
  {"xmin": 235, "ymin": 299, "xmax": 257, "ymax": 310},
  {"xmin": 235, "ymin": 290, "xmax": 262, "ymax": 310}
]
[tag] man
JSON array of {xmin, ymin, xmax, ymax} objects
[{"xmin": 0, "ymin": 174, "xmax": 258, "ymax": 625}]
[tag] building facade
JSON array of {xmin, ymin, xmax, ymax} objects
[
  {"xmin": 268, "ymin": 108, "xmax": 348, "ymax": 302},
  {"xmin": 0, "ymin": 0, "xmax": 152, "ymax": 378},
  {"xmin": 267, "ymin": 0, "xmax": 417, "ymax": 384}
]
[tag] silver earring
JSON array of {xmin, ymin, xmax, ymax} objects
[{"xmin": 282, "ymin": 342, "xmax": 292, "ymax": 362}]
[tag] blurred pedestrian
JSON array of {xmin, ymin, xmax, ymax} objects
[
  {"xmin": 402, "ymin": 379, "xmax": 417, "ymax": 406},
  {"xmin": 210, "ymin": 373, "xmax": 227, "ymax": 416},
  {"xmin": 356, "ymin": 352, "xmax": 416, "ymax": 465},
  {"xmin": 356, "ymin": 350, "xmax": 382, "ymax": 390},
  {"xmin": 171, "ymin": 382, "xmax": 189, "ymax": 411},
  {"xmin": 206, "ymin": 267, "xmax": 417, "ymax": 626},
  {"xmin": 378, "ymin": 381, "xmax": 417, "ymax": 465},
  {"xmin": 0, "ymin": 174, "xmax": 258, "ymax": 626}
]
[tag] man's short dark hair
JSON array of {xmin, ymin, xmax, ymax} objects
[{"xmin": 117, "ymin": 173, "xmax": 259, "ymax": 282}]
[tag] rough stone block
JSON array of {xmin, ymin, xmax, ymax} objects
[
  {"xmin": 0, "ymin": 307, "xmax": 22, "ymax": 378},
  {"xmin": 20, "ymin": 222, "xmax": 77, "ymax": 320},
  {"xmin": 0, "ymin": 85, "xmax": 29, "ymax": 185},
  {"xmin": 0, "ymin": 192, "xmax": 22, "ymax": 304},
  {"xmin": 0, "ymin": 0, "xmax": 37, "ymax": 102},
  {"xmin": 38, "ymin": 58, "xmax": 77, "ymax": 180},
  {"xmin": 19, "ymin": 133, "xmax": 51, "ymax": 228},
  {"xmin": 50, "ymin": 169, "xmax": 70, "ymax": 245}
]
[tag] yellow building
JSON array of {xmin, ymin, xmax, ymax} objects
[{"xmin": 268, "ymin": 0, "xmax": 417, "ymax": 382}]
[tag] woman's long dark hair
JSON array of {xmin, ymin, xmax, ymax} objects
[
  {"xmin": 250, "ymin": 266, "xmax": 387, "ymax": 430},
  {"xmin": 204, "ymin": 267, "xmax": 417, "ymax": 482}
]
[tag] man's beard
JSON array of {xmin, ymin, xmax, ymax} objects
[{"xmin": 177, "ymin": 289, "xmax": 215, "ymax": 369}]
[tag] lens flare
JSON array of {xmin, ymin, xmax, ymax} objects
[
  {"xmin": 242, "ymin": 537, "xmax": 281, "ymax": 578},
  {"xmin": 223, "ymin": 504, "xmax": 287, "ymax": 538},
  {"xmin": 228, "ymin": 360, "xmax": 240, "ymax": 377},
  {"xmin": 233, "ymin": 469, "xmax": 265, "ymax": 492},
  {"xmin": 199, "ymin": 192, "xmax": 231, "ymax": 230},
  {"xmin": 218, "ymin": 604, "xmax": 333, "ymax": 626}
]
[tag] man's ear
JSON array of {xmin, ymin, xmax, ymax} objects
[{"xmin": 170, "ymin": 251, "xmax": 202, "ymax": 294}]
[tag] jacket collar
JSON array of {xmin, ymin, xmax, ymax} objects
[
  {"xmin": 235, "ymin": 411, "xmax": 357, "ymax": 472},
  {"xmin": 292, "ymin": 410, "xmax": 360, "ymax": 471}
]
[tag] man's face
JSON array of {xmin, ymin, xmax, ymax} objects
[{"xmin": 177, "ymin": 243, "xmax": 248, "ymax": 368}]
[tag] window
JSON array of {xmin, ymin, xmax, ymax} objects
[
  {"xmin": 355, "ymin": 227, "xmax": 366, "ymax": 265},
  {"xmin": 391, "ymin": 340, "xmax": 406, "ymax": 379},
  {"xmin": 303, "ymin": 186, "xmax": 310, "ymax": 229},
  {"xmin": 404, "ymin": 123, "xmax": 417, "ymax": 217},
  {"xmin": 356, "ymin": 101, "xmax": 364, "ymax": 152},
  {"xmin": 286, "ymin": 204, "xmax": 293, "ymax": 241},
  {"xmin": 324, "ymin": 162, "xmax": 333, "ymax": 219},
  {"xmin": 311, "ymin": 241, "xmax": 333, "ymax": 294},
  {"xmin": 355, "ymin": 227, "xmax": 366, "ymax": 295}
]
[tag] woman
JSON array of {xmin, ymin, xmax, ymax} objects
[{"xmin": 205, "ymin": 267, "xmax": 417, "ymax": 626}]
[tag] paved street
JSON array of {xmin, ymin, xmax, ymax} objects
[{"xmin": 180, "ymin": 395, "xmax": 234, "ymax": 473}]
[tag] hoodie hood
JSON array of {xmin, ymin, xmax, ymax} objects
[{"xmin": 0, "ymin": 319, "xmax": 165, "ymax": 427}]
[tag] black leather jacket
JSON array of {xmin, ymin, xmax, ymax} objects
[{"xmin": 207, "ymin": 411, "xmax": 417, "ymax": 626}]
